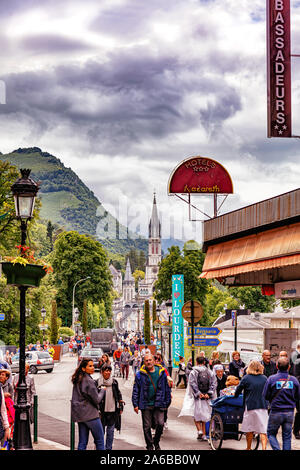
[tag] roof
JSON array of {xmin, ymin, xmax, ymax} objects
[
  {"xmin": 109, "ymin": 264, "xmax": 121, "ymax": 276},
  {"xmin": 264, "ymin": 305, "xmax": 300, "ymax": 319},
  {"xmin": 203, "ymin": 187, "xmax": 300, "ymax": 250},
  {"xmin": 124, "ymin": 258, "xmax": 134, "ymax": 282},
  {"xmin": 200, "ymin": 221, "xmax": 300, "ymax": 282},
  {"xmin": 149, "ymin": 193, "xmax": 161, "ymax": 239}
]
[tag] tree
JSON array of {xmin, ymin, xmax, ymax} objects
[
  {"xmin": 133, "ymin": 269, "xmax": 145, "ymax": 289},
  {"xmin": 0, "ymin": 161, "xmax": 20, "ymax": 253},
  {"xmin": 50, "ymin": 300, "xmax": 59, "ymax": 345},
  {"xmin": 52, "ymin": 231, "xmax": 113, "ymax": 326},
  {"xmin": 229, "ymin": 286, "xmax": 276, "ymax": 313},
  {"xmin": 144, "ymin": 300, "xmax": 151, "ymax": 345},
  {"xmin": 46, "ymin": 221, "xmax": 55, "ymax": 252},
  {"xmin": 206, "ymin": 285, "xmax": 240, "ymax": 324},
  {"xmin": 154, "ymin": 242, "xmax": 210, "ymax": 324}
]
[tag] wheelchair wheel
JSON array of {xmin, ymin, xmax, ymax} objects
[{"xmin": 209, "ymin": 413, "xmax": 223, "ymax": 450}]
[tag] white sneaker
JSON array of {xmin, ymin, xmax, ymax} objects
[
  {"xmin": 164, "ymin": 422, "xmax": 168, "ymax": 430},
  {"xmin": 197, "ymin": 432, "xmax": 203, "ymax": 440}
]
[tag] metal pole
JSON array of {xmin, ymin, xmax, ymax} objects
[
  {"xmin": 33, "ymin": 395, "xmax": 38, "ymax": 443},
  {"xmin": 168, "ymin": 313, "xmax": 172, "ymax": 377},
  {"xmin": 70, "ymin": 419, "xmax": 75, "ymax": 451},
  {"xmin": 13, "ymin": 285, "xmax": 33, "ymax": 450},
  {"xmin": 213, "ymin": 194, "xmax": 218, "ymax": 218},
  {"xmin": 72, "ymin": 277, "xmax": 90, "ymax": 331},
  {"xmin": 191, "ymin": 300, "xmax": 195, "ymax": 367},
  {"xmin": 234, "ymin": 313, "xmax": 237, "ymax": 351}
]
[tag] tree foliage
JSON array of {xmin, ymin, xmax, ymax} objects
[
  {"xmin": 154, "ymin": 242, "xmax": 210, "ymax": 325},
  {"xmin": 50, "ymin": 300, "xmax": 59, "ymax": 345},
  {"xmin": 51, "ymin": 231, "xmax": 113, "ymax": 327},
  {"xmin": 229, "ymin": 286, "xmax": 276, "ymax": 313}
]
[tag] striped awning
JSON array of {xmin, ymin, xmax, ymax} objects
[{"xmin": 200, "ymin": 222, "xmax": 300, "ymax": 279}]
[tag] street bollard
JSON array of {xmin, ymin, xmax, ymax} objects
[
  {"xmin": 33, "ymin": 395, "xmax": 38, "ymax": 443},
  {"xmin": 70, "ymin": 420, "xmax": 75, "ymax": 450}
]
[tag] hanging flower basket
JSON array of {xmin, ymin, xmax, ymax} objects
[{"xmin": 1, "ymin": 262, "xmax": 47, "ymax": 288}]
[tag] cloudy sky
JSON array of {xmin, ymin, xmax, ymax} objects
[{"xmin": 1, "ymin": 0, "xmax": 300, "ymax": 242}]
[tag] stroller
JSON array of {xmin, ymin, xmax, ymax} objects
[
  {"xmin": 208, "ymin": 394, "xmax": 260, "ymax": 450},
  {"xmin": 113, "ymin": 359, "xmax": 122, "ymax": 377}
]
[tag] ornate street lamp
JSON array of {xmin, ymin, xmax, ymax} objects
[
  {"xmin": 72, "ymin": 277, "xmax": 90, "ymax": 331},
  {"xmin": 165, "ymin": 299, "xmax": 173, "ymax": 377},
  {"xmin": 11, "ymin": 169, "xmax": 39, "ymax": 450},
  {"xmin": 11, "ymin": 169, "xmax": 39, "ymax": 245}
]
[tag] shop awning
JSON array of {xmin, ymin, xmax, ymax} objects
[{"xmin": 200, "ymin": 222, "xmax": 300, "ymax": 279}]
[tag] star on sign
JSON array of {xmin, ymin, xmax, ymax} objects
[
  {"xmin": 278, "ymin": 130, "xmax": 283, "ymax": 135},
  {"xmin": 274, "ymin": 125, "xmax": 279, "ymax": 129}
]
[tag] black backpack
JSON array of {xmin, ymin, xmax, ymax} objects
[{"xmin": 196, "ymin": 368, "xmax": 210, "ymax": 394}]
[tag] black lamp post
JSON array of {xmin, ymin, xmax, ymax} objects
[
  {"xmin": 166, "ymin": 299, "xmax": 173, "ymax": 377},
  {"xmin": 11, "ymin": 169, "xmax": 39, "ymax": 450},
  {"xmin": 156, "ymin": 306, "xmax": 161, "ymax": 344},
  {"xmin": 41, "ymin": 307, "xmax": 46, "ymax": 343}
]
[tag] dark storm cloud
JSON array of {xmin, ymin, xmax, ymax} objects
[
  {"xmin": 20, "ymin": 34, "xmax": 92, "ymax": 54},
  {"xmin": 0, "ymin": 45, "xmax": 243, "ymax": 155}
]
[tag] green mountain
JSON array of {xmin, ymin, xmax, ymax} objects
[{"xmin": 0, "ymin": 147, "xmax": 147, "ymax": 256}]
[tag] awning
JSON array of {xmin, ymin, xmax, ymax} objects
[{"xmin": 200, "ymin": 222, "xmax": 300, "ymax": 279}]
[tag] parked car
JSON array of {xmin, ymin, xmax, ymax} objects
[
  {"xmin": 78, "ymin": 348, "xmax": 104, "ymax": 370},
  {"xmin": 10, "ymin": 351, "xmax": 54, "ymax": 374}
]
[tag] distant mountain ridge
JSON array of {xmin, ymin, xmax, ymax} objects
[{"xmin": 0, "ymin": 147, "xmax": 148, "ymax": 255}]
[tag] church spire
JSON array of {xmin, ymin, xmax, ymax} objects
[
  {"xmin": 124, "ymin": 257, "xmax": 134, "ymax": 282},
  {"xmin": 149, "ymin": 192, "xmax": 161, "ymax": 239}
]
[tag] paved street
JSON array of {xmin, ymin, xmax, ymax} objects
[{"xmin": 27, "ymin": 354, "xmax": 300, "ymax": 451}]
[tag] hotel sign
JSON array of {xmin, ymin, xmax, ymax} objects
[
  {"xmin": 267, "ymin": 0, "xmax": 292, "ymax": 137},
  {"xmin": 168, "ymin": 156, "xmax": 233, "ymax": 195},
  {"xmin": 275, "ymin": 280, "xmax": 300, "ymax": 299}
]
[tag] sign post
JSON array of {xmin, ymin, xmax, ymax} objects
[{"xmin": 182, "ymin": 300, "xmax": 204, "ymax": 366}]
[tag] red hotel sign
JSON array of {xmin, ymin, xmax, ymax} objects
[
  {"xmin": 267, "ymin": 0, "xmax": 292, "ymax": 137},
  {"xmin": 168, "ymin": 156, "xmax": 233, "ymax": 194}
]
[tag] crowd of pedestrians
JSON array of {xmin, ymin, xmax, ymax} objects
[
  {"xmin": 69, "ymin": 332, "xmax": 300, "ymax": 451},
  {"xmin": 178, "ymin": 345, "xmax": 300, "ymax": 451},
  {"xmin": 0, "ymin": 357, "xmax": 37, "ymax": 449}
]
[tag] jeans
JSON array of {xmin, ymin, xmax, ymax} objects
[
  {"xmin": 78, "ymin": 418, "xmax": 105, "ymax": 450},
  {"xmin": 103, "ymin": 424, "xmax": 115, "ymax": 450},
  {"xmin": 141, "ymin": 407, "xmax": 165, "ymax": 449},
  {"xmin": 267, "ymin": 411, "xmax": 294, "ymax": 450},
  {"xmin": 121, "ymin": 364, "xmax": 129, "ymax": 379}
]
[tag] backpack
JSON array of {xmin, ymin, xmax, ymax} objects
[{"xmin": 196, "ymin": 368, "xmax": 211, "ymax": 394}]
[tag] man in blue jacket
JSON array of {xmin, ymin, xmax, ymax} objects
[
  {"xmin": 263, "ymin": 357, "xmax": 300, "ymax": 450},
  {"xmin": 132, "ymin": 353, "xmax": 171, "ymax": 450}
]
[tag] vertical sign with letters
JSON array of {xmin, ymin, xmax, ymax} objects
[
  {"xmin": 172, "ymin": 275, "xmax": 184, "ymax": 368},
  {"xmin": 267, "ymin": 0, "xmax": 292, "ymax": 137}
]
